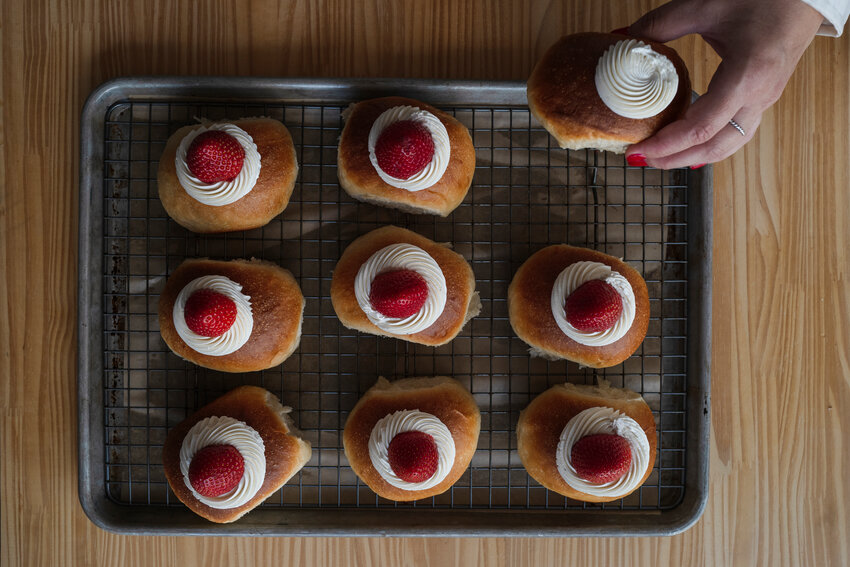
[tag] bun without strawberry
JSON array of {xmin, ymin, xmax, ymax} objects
[
  {"xmin": 330, "ymin": 225, "xmax": 480, "ymax": 346},
  {"xmin": 516, "ymin": 380, "xmax": 656, "ymax": 503},
  {"xmin": 163, "ymin": 385, "xmax": 312, "ymax": 523},
  {"xmin": 158, "ymin": 258, "xmax": 304, "ymax": 372},
  {"xmin": 337, "ymin": 97, "xmax": 475, "ymax": 216},
  {"xmin": 158, "ymin": 117, "xmax": 298, "ymax": 233},
  {"xmin": 527, "ymin": 33, "xmax": 691, "ymax": 153},
  {"xmin": 343, "ymin": 376, "xmax": 481, "ymax": 501},
  {"xmin": 508, "ymin": 244, "xmax": 649, "ymax": 368}
]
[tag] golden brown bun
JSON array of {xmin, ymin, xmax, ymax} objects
[
  {"xmin": 163, "ymin": 385, "xmax": 312, "ymax": 523},
  {"xmin": 508, "ymin": 245, "xmax": 649, "ymax": 368},
  {"xmin": 527, "ymin": 33, "xmax": 691, "ymax": 153},
  {"xmin": 330, "ymin": 225, "xmax": 480, "ymax": 346},
  {"xmin": 158, "ymin": 118, "xmax": 298, "ymax": 233},
  {"xmin": 337, "ymin": 97, "xmax": 475, "ymax": 216},
  {"xmin": 158, "ymin": 258, "xmax": 304, "ymax": 372},
  {"xmin": 343, "ymin": 376, "xmax": 481, "ymax": 501},
  {"xmin": 516, "ymin": 381, "xmax": 657, "ymax": 503}
]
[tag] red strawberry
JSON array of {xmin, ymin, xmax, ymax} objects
[
  {"xmin": 188, "ymin": 444, "xmax": 245, "ymax": 497},
  {"xmin": 570, "ymin": 434, "xmax": 632, "ymax": 484},
  {"xmin": 387, "ymin": 430, "xmax": 439, "ymax": 483},
  {"xmin": 565, "ymin": 279, "xmax": 623, "ymax": 333},
  {"xmin": 374, "ymin": 120, "xmax": 435, "ymax": 179},
  {"xmin": 369, "ymin": 269, "xmax": 429, "ymax": 318},
  {"xmin": 186, "ymin": 130, "xmax": 245, "ymax": 183},
  {"xmin": 184, "ymin": 289, "xmax": 237, "ymax": 337}
]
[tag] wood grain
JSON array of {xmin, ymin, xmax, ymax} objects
[{"xmin": 2, "ymin": 0, "xmax": 849, "ymax": 565}]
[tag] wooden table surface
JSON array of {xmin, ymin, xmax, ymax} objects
[{"xmin": 2, "ymin": 0, "xmax": 848, "ymax": 565}]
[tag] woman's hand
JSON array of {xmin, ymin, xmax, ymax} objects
[{"xmin": 622, "ymin": 0, "xmax": 824, "ymax": 169}]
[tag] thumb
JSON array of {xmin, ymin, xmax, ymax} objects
[{"xmin": 629, "ymin": 0, "xmax": 703, "ymax": 42}]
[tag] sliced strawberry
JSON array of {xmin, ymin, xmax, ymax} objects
[
  {"xmin": 570, "ymin": 433, "xmax": 632, "ymax": 484},
  {"xmin": 184, "ymin": 289, "xmax": 237, "ymax": 337},
  {"xmin": 565, "ymin": 279, "xmax": 623, "ymax": 333},
  {"xmin": 188, "ymin": 444, "xmax": 245, "ymax": 497},
  {"xmin": 374, "ymin": 120, "xmax": 435, "ymax": 179},
  {"xmin": 387, "ymin": 430, "xmax": 439, "ymax": 483},
  {"xmin": 186, "ymin": 130, "xmax": 245, "ymax": 183},
  {"xmin": 369, "ymin": 269, "xmax": 428, "ymax": 319}
]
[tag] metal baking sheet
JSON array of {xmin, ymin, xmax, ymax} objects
[{"xmin": 78, "ymin": 77, "xmax": 711, "ymax": 536}]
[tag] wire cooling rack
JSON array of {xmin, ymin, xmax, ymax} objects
[{"xmin": 80, "ymin": 78, "xmax": 710, "ymax": 536}]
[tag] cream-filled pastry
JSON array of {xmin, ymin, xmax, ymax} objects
[
  {"xmin": 517, "ymin": 380, "xmax": 656, "ymax": 503},
  {"xmin": 527, "ymin": 33, "xmax": 691, "ymax": 153},
  {"xmin": 331, "ymin": 226, "xmax": 479, "ymax": 346},
  {"xmin": 343, "ymin": 377, "xmax": 480, "ymax": 501},
  {"xmin": 337, "ymin": 97, "xmax": 475, "ymax": 216},
  {"xmin": 163, "ymin": 386, "xmax": 311, "ymax": 523},
  {"xmin": 508, "ymin": 245, "xmax": 649, "ymax": 368},
  {"xmin": 158, "ymin": 118, "xmax": 298, "ymax": 233},
  {"xmin": 158, "ymin": 258, "xmax": 304, "ymax": 372}
]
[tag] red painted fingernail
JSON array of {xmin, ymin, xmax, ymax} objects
[
  {"xmin": 689, "ymin": 163, "xmax": 707, "ymax": 169},
  {"xmin": 610, "ymin": 27, "xmax": 629, "ymax": 35},
  {"xmin": 626, "ymin": 153, "xmax": 647, "ymax": 167}
]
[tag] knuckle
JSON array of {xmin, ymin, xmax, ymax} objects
[
  {"xmin": 641, "ymin": 12, "xmax": 662, "ymax": 36},
  {"xmin": 744, "ymin": 121, "xmax": 759, "ymax": 139},
  {"xmin": 687, "ymin": 123, "xmax": 716, "ymax": 146},
  {"xmin": 705, "ymin": 143, "xmax": 731, "ymax": 163},
  {"xmin": 742, "ymin": 56, "xmax": 788, "ymax": 106},
  {"xmin": 763, "ymin": 82, "xmax": 785, "ymax": 106},
  {"xmin": 652, "ymin": 158, "xmax": 676, "ymax": 171},
  {"xmin": 655, "ymin": 155, "xmax": 686, "ymax": 170}
]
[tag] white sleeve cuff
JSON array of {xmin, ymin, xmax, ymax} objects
[{"xmin": 799, "ymin": 0, "xmax": 850, "ymax": 36}]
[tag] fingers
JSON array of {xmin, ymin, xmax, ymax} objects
[
  {"xmin": 619, "ymin": 0, "xmax": 822, "ymax": 169},
  {"xmin": 626, "ymin": 59, "xmax": 746, "ymax": 160},
  {"xmin": 641, "ymin": 109, "xmax": 762, "ymax": 170},
  {"xmin": 628, "ymin": 0, "xmax": 703, "ymax": 42}
]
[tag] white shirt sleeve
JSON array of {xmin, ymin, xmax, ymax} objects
[{"xmin": 799, "ymin": 0, "xmax": 850, "ymax": 36}]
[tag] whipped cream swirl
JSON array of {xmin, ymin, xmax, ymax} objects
[
  {"xmin": 173, "ymin": 275, "xmax": 253, "ymax": 356},
  {"xmin": 175, "ymin": 122, "xmax": 262, "ymax": 206},
  {"xmin": 367, "ymin": 106, "xmax": 451, "ymax": 191},
  {"xmin": 368, "ymin": 409, "xmax": 456, "ymax": 491},
  {"xmin": 556, "ymin": 406, "xmax": 650, "ymax": 498},
  {"xmin": 179, "ymin": 416, "xmax": 266, "ymax": 509},
  {"xmin": 595, "ymin": 39, "xmax": 679, "ymax": 119},
  {"xmin": 551, "ymin": 261, "xmax": 636, "ymax": 347},
  {"xmin": 354, "ymin": 243, "xmax": 447, "ymax": 335}
]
